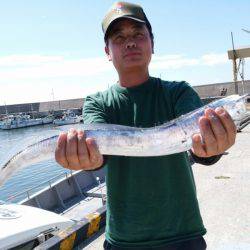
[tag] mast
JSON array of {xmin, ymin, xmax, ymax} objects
[{"xmin": 4, "ymin": 102, "xmax": 8, "ymax": 117}]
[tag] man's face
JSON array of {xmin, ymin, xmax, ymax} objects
[{"xmin": 105, "ymin": 19, "xmax": 153, "ymax": 73}]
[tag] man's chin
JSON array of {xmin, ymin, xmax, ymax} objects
[{"xmin": 122, "ymin": 61, "xmax": 146, "ymax": 70}]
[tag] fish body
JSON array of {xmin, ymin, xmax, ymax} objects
[{"xmin": 0, "ymin": 94, "xmax": 248, "ymax": 186}]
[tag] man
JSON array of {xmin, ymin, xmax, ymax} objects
[{"xmin": 55, "ymin": 2, "xmax": 237, "ymax": 249}]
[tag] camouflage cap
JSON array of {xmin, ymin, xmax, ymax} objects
[{"xmin": 102, "ymin": 2, "xmax": 152, "ymax": 40}]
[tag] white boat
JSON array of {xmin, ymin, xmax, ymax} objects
[
  {"xmin": 2, "ymin": 169, "xmax": 106, "ymax": 249},
  {"xmin": 0, "ymin": 114, "xmax": 43, "ymax": 130},
  {"xmin": 42, "ymin": 115, "xmax": 54, "ymax": 124},
  {"xmin": 0, "ymin": 203, "xmax": 74, "ymax": 249},
  {"xmin": 0, "ymin": 120, "xmax": 4, "ymax": 129},
  {"xmin": 53, "ymin": 110, "xmax": 82, "ymax": 126}
]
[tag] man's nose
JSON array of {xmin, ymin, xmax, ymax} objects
[{"xmin": 125, "ymin": 38, "xmax": 136, "ymax": 49}]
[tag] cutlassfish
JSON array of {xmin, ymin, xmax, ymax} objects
[{"xmin": 0, "ymin": 94, "xmax": 248, "ymax": 186}]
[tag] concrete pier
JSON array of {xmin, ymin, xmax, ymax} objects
[{"xmin": 195, "ymin": 125, "xmax": 250, "ymax": 249}]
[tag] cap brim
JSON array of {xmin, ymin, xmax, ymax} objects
[
  {"xmin": 121, "ymin": 16, "xmax": 146, "ymax": 24},
  {"xmin": 104, "ymin": 16, "xmax": 146, "ymax": 39}
]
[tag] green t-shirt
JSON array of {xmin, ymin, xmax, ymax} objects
[{"xmin": 83, "ymin": 77, "xmax": 206, "ymax": 248}]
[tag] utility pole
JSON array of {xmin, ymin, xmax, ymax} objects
[
  {"xmin": 228, "ymin": 31, "xmax": 250, "ymax": 95},
  {"xmin": 231, "ymin": 32, "xmax": 238, "ymax": 94}
]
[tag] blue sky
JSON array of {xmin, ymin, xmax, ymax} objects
[{"xmin": 0, "ymin": 0, "xmax": 249, "ymax": 104}]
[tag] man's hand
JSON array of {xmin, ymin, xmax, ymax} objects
[
  {"xmin": 55, "ymin": 128, "xmax": 104, "ymax": 170},
  {"xmin": 191, "ymin": 107, "xmax": 237, "ymax": 158}
]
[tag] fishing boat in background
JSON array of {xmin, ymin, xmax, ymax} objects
[
  {"xmin": 41, "ymin": 114, "xmax": 55, "ymax": 125},
  {"xmin": 53, "ymin": 110, "xmax": 82, "ymax": 126},
  {"xmin": 0, "ymin": 114, "xmax": 44, "ymax": 130}
]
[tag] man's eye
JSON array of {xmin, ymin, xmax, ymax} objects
[
  {"xmin": 135, "ymin": 33, "xmax": 144, "ymax": 39},
  {"xmin": 114, "ymin": 35, "xmax": 124, "ymax": 42}
]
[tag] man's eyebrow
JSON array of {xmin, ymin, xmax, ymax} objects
[
  {"xmin": 110, "ymin": 27, "xmax": 122, "ymax": 35},
  {"xmin": 110, "ymin": 23, "xmax": 145, "ymax": 36},
  {"xmin": 132, "ymin": 23, "xmax": 145, "ymax": 29}
]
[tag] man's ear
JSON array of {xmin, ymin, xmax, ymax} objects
[
  {"xmin": 105, "ymin": 46, "xmax": 112, "ymax": 61},
  {"xmin": 151, "ymin": 41, "xmax": 154, "ymax": 54}
]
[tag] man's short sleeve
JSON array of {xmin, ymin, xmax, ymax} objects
[
  {"xmin": 83, "ymin": 93, "xmax": 108, "ymax": 124},
  {"xmin": 172, "ymin": 81, "xmax": 203, "ymax": 117}
]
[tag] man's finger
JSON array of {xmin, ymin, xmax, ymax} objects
[
  {"xmin": 199, "ymin": 116, "xmax": 218, "ymax": 156},
  {"xmin": 205, "ymin": 108, "xmax": 228, "ymax": 152},
  {"xmin": 55, "ymin": 132, "xmax": 69, "ymax": 168},
  {"xmin": 86, "ymin": 138, "xmax": 103, "ymax": 168},
  {"xmin": 215, "ymin": 107, "xmax": 237, "ymax": 146},
  {"xmin": 77, "ymin": 130, "xmax": 91, "ymax": 167},
  {"xmin": 191, "ymin": 133, "xmax": 206, "ymax": 157},
  {"xmin": 66, "ymin": 128, "xmax": 81, "ymax": 169}
]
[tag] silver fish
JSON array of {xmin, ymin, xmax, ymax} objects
[{"xmin": 0, "ymin": 94, "xmax": 248, "ymax": 186}]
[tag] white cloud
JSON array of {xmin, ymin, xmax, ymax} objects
[
  {"xmin": 0, "ymin": 52, "xmax": 233, "ymax": 104},
  {"xmin": 201, "ymin": 53, "xmax": 228, "ymax": 66},
  {"xmin": 151, "ymin": 54, "xmax": 199, "ymax": 70},
  {"xmin": 150, "ymin": 53, "xmax": 229, "ymax": 70},
  {"xmin": 0, "ymin": 52, "xmax": 229, "ymax": 81},
  {"xmin": 0, "ymin": 55, "xmax": 113, "ymax": 80},
  {"xmin": 0, "ymin": 79, "xmax": 111, "ymax": 105},
  {"xmin": 0, "ymin": 54, "xmax": 64, "ymax": 67}
]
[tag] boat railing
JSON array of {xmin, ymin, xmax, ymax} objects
[{"xmin": 6, "ymin": 170, "xmax": 75, "ymax": 203}]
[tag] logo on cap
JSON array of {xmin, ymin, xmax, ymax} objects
[{"xmin": 113, "ymin": 3, "xmax": 123, "ymax": 14}]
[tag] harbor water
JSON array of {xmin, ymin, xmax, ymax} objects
[{"xmin": 0, "ymin": 123, "xmax": 82, "ymax": 203}]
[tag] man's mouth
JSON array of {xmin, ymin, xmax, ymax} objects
[{"xmin": 123, "ymin": 52, "xmax": 141, "ymax": 58}]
